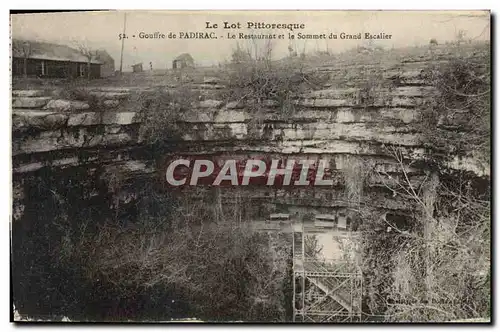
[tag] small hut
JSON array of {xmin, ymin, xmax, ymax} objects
[
  {"xmin": 132, "ymin": 63, "xmax": 143, "ymax": 73},
  {"xmin": 172, "ymin": 53, "xmax": 194, "ymax": 69}
]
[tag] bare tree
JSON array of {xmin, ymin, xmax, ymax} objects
[
  {"xmin": 456, "ymin": 30, "xmax": 467, "ymax": 45},
  {"xmin": 12, "ymin": 40, "xmax": 32, "ymax": 78},
  {"xmin": 373, "ymin": 146, "xmax": 490, "ymax": 321},
  {"xmin": 231, "ymin": 42, "xmax": 252, "ymax": 64},
  {"xmin": 73, "ymin": 40, "xmax": 98, "ymax": 79},
  {"xmin": 233, "ymin": 30, "xmax": 275, "ymax": 63}
]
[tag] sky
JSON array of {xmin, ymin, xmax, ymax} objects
[{"xmin": 10, "ymin": 10, "xmax": 490, "ymax": 71}]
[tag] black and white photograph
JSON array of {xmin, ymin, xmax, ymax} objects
[{"xmin": 9, "ymin": 9, "xmax": 491, "ymax": 323}]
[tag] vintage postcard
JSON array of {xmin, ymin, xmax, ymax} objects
[{"xmin": 10, "ymin": 10, "xmax": 491, "ymax": 323}]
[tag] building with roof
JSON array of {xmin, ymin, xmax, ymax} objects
[
  {"xmin": 131, "ymin": 63, "xmax": 143, "ymax": 73},
  {"xmin": 172, "ymin": 53, "xmax": 194, "ymax": 69},
  {"xmin": 11, "ymin": 39, "xmax": 114, "ymax": 79},
  {"xmin": 95, "ymin": 49, "xmax": 115, "ymax": 78}
]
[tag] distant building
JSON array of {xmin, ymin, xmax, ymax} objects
[
  {"xmin": 131, "ymin": 63, "xmax": 143, "ymax": 73},
  {"xmin": 11, "ymin": 39, "xmax": 113, "ymax": 79},
  {"xmin": 95, "ymin": 49, "xmax": 115, "ymax": 77},
  {"xmin": 172, "ymin": 53, "xmax": 194, "ymax": 69}
]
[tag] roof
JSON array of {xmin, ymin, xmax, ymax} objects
[
  {"xmin": 315, "ymin": 214, "xmax": 336, "ymax": 221},
  {"xmin": 12, "ymin": 39, "xmax": 103, "ymax": 64},
  {"xmin": 174, "ymin": 53, "xmax": 194, "ymax": 62},
  {"xmin": 95, "ymin": 49, "xmax": 114, "ymax": 63}
]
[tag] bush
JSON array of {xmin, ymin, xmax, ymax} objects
[
  {"xmin": 219, "ymin": 44, "xmax": 328, "ymax": 124},
  {"xmin": 80, "ymin": 188, "xmax": 292, "ymax": 321},
  {"xmin": 361, "ymin": 147, "xmax": 490, "ymax": 322},
  {"xmin": 383, "ymin": 174, "xmax": 490, "ymax": 322},
  {"xmin": 15, "ymin": 181, "xmax": 292, "ymax": 322},
  {"xmin": 136, "ymin": 86, "xmax": 200, "ymax": 144},
  {"xmin": 13, "ymin": 174, "xmax": 293, "ymax": 322},
  {"xmin": 422, "ymin": 45, "xmax": 490, "ymax": 163}
]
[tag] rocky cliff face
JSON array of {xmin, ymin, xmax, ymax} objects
[{"xmin": 11, "ymin": 50, "xmax": 489, "ymax": 228}]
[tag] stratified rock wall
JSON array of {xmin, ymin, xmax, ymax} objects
[{"xmin": 11, "ymin": 48, "xmax": 489, "ymax": 226}]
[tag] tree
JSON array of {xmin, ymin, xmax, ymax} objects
[
  {"xmin": 373, "ymin": 146, "xmax": 490, "ymax": 321},
  {"xmin": 13, "ymin": 40, "xmax": 32, "ymax": 78},
  {"xmin": 456, "ymin": 30, "xmax": 467, "ymax": 45},
  {"xmin": 73, "ymin": 40, "xmax": 98, "ymax": 79},
  {"xmin": 231, "ymin": 43, "xmax": 252, "ymax": 64}
]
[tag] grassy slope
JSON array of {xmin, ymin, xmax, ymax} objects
[{"xmin": 12, "ymin": 42, "xmax": 489, "ymax": 90}]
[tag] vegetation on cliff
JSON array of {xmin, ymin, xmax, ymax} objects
[
  {"xmin": 345, "ymin": 42, "xmax": 491, "ymax": 322},
  {"xmin": 11, "ymin": 41, "xmax": 490, "ymax": 323},
  {"xmin": 82, "ymin": 188, "xmax": 292, "ymax": 321},
  {"xmin": 12, "ymin": 170, "xmax": 292, "ymax": 321},
  {"xmin": 359, "ymin": 146, "xmax": 490, "ymax": 322},
  {"xmin": 421, "ymin": 43, "xmax": 490, "ymax": 164}
]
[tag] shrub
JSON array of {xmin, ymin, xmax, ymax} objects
[
  {"xmin": 136, "ymin": 85, "xmax": 200, "ymax": 144},
  {"xmin": 77, "ymin": 188, "xmax": 292, "ymax": 322},
  {"xmin": 362, "ymin": 147, "xmax": 490, "ymax": 322},
  {"xmin": 13, "ymin": 175, "xmax": 293, "ymax": 322},
  {"xmin": 421, "ymin": 45, "xmax": 490, "ymax": 164},
  {"xmin": 51, "ymin": 79, "xmax": 108, "ymax": 109},
  {"xmin": 219, "ymin": 44, "xmax": 328, "ymax": 125},
  {"xmin": 383, "ymin": 173, "xmax": 490, "ymax": 322},
  {"xmin": 339, "ymin": 155, "xmax": 374, "ymax": 207}
]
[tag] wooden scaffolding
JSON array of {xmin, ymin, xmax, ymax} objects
[{"xmin": 292, "ymin": 222, "xmax": 362, "ymax": 322}]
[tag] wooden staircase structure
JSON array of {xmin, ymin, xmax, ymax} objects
[
  {"xmin": 251, "ymin": 212, "xmax": 362, "ymax": 322},
  {"xmin": 292, "ymin": 221, "xmax": 362, "ymax": 322}
]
